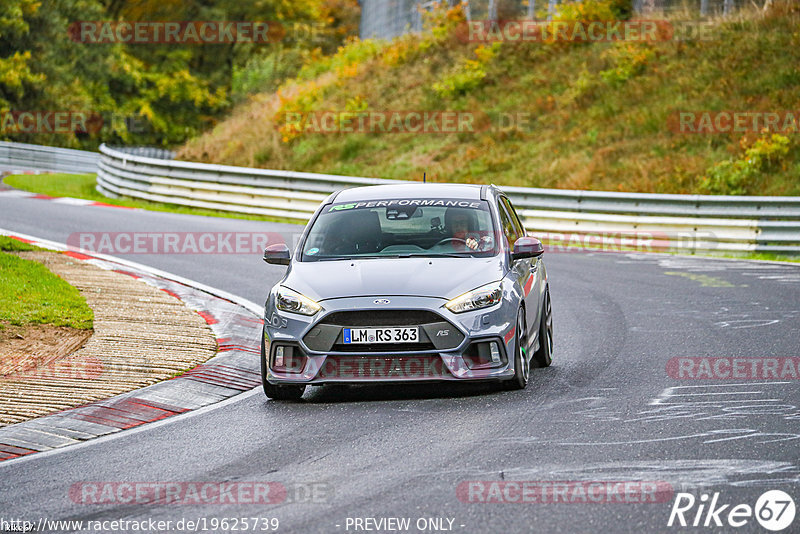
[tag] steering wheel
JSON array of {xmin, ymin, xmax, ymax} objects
[{"xmin": 433, "ymin": 237, "xmax": 467, "ymax": 248}]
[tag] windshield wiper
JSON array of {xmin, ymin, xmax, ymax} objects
[
  {"xmin": 416, "ymin": 252, "xmax": 474, "ymax": 258},
  {"xmin": 310, "ymin": 253, "xmax": 477, "ymax": 261},
  {"xmin": 315, "ymin": 255, "xmax": 402, "ymax": 261},
  {"xmin": 367, "ymin": 253, "xmax": 473, "ymax": 258}
]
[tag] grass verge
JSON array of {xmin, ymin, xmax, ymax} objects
[
  {"xmin": 713, "ymin": 252, "xmax": 800, "ymax": 264},
  {"xmin": 0, "ymin": 236, "xmax": 40, "ymax": 252},
  {"xmin": 3, "ymin": 173, "xmax": 303, "ymax": 225},
  {"xmin": 0, "ymin": 238, "xmax": 93, "ymax": 329}
]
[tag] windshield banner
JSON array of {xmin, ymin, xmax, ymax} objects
[{"xmin": 325, "ymin": 198, "xmax": 485, "ymax": 213}]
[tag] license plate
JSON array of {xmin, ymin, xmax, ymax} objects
[{"xmin": 343, "ymin": 327, "xmax": 419, "ymax": 344}]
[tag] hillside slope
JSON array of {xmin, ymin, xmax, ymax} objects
[{"xmin": 179, "ymin": 2, "xmax": 800, "ymax": 195}]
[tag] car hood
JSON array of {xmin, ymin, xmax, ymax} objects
[{"xmin": 283, "ymin": 256, "xmax": 506, "ymax": 301}]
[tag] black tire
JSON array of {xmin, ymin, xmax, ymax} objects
[
  {"xmin": 503, "ymin": 309, "xmax": 529, "ymax": 390},
  {"xmin": 532, "ymin": 288, "xmax": 553, "ymax": 368},
  {"xmin": 261, "ymin": 336, "xmax": 306, "ymax": 401}
]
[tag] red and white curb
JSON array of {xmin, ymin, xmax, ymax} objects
[
  {"xmin": 0, "ymin": 230, "xmax": 264, "ymax": 463},
  {"xmin": 0, "ymin": 188, "xmax": 136, "ymax": 210}
]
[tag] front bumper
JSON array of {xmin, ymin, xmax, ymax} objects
[{"xmin": 264, "ymin": 295, "xmax": 517, "ymax": 385}]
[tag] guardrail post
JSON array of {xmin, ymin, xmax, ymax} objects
[
  {"xmin": 723, "ymin": 0, "xmax": 734, "ymax": 15},
  {"xmin": 547, "ymin": 0, "xmax": 557, "ymax": 20}
]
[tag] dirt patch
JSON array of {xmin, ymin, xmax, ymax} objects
[
  {"xmin": 0, "ymin": 251, "xmax": 218, "ymax": 427},
  {"xmin": 0, "ymin": 323, "xmax": 92, "ymax": 380}
]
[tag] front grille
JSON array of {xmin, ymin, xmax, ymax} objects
[
  {"xmin": 320, "ymin": 310, "xmax": 443, "ymax": 327},
  {"xmin": 304, "ymin": 309, "xmax": 464, "ymax": 353}
]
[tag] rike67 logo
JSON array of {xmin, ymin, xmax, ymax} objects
[{"xmin": 668, "ymin": 490, "xmax": 795, "ymax": 531}]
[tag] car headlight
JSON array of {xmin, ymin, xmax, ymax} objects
[
  {"xmin": 275, "ymin": 286, "xmax": 321, "ymax": 316},
  {"xmin": 445, "ymin": 281, "xmax": 503, "ymax": 313}
]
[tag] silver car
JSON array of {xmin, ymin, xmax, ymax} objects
[{"xmin": 260, "ymin": 183, "xmax": 552, "ymax": 400}]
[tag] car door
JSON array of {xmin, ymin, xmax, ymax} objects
[{"xmin": 499, "ymin": 196, "xmax": 539, "ymax": 339}]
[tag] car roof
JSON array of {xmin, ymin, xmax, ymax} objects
[{"xmin": 333, "ymin": 183, "xmax": 489, "ymax": 203}]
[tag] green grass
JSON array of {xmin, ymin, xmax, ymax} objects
[
  {"xmin": 714, "ymin": 252, "xmax": 800, "ymax": 264},
  {"xmin": 0, "ymin": 250, "xmax": 93, "ymax": 329},
  {"xmin": 0, "ymin": 236, "xmax": 40, "ymax": 252},
  {"xmin": 2, "ymin": 173, "xmax": 303, "ymax": 225}
]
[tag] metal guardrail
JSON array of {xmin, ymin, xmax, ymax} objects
[
  {"xmin": 96, "ymin": 144, "xmax": 394, "ymax": 220},
  {"xmin": 109, "ymin": 146, "xmax": 176, "ymax": 160},
  {"xmin": 96, "ymin": 143, "xmax": 800, "ymax": 255},
  {"xmin": 0, "ymin": 141, "xmax": 99, "ymax": 175}
]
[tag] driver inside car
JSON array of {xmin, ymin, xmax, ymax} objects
[{"xmin": 445, "ymin": 208, "xmax": 493, "ymax": 251}]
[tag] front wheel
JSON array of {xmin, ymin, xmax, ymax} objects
[
  {"xmin": 261, "ymin": 336, "xmax": 306, "ymax": 401},
  {"xmin": 532, "ymin": 288, "xmax": 552, "ymax": 368},
  {"xmin": 503, "ymin": 309, "xmax": 529, "ymax": 390}
]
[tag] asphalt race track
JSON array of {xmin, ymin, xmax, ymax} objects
[{"xmin": 1, "ymin": 194, "xmax": 799, "ymax": 533}]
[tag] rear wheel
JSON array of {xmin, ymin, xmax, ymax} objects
[
  {"xmin": 261, "ymin": 336, "xmax": 306, "ymax": 401},
  {"xmin": 532, "ymin": 288, "xmax": 552, "ymax": 368},
  {"xmin": 503, "ymin": 309, "xmax": 529, "ymax": 390}
]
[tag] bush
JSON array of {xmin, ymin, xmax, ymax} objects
[
  {"xmin": 432, "ymin": 43, "xmax": 500, "ymax": 99},
  {"xmin": 599, "ymin": 43, "xmax": 656, "ymax": 85},
  {"xmin": 555, "ymin": 0, "xmax": 632, "ymax": 26},
  {"xmin": 701, "ymin": 134, "xmax": 791, "ymax": 195},
  {"xmin": 232, "ymin": 49, "xmax": 310, "ymax": 99},
  {"xmin": 295, "ymin": 38, "xmax": 387, "ymax": 82}
]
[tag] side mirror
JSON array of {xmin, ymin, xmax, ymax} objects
[
  {"xmin": 263, "ymin": 243, "xmax": 291, "ymax": 265},
  {"xmin": 511, "ymin": 237, "xmax": 544, "ymax": 261}
]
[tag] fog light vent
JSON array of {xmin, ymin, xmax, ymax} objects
[
  {"xmin": 463, "ymin": 340, "xmax": 506, "ymax": 369},
  {"xmin": 271, "ymin": 345, "xmax": 306, "ymax": 373}
]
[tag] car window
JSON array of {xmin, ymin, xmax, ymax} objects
[
  {"xmin": 501, "ymin": 196, "xmax": 526, "ymax": 239},
  {"xmin": 497, "ymin": 200, "xmax": 519, "ymax": 250},
  {"xmin": 302, "ymin": 198, "xmax": 498, "ymax": 260}
]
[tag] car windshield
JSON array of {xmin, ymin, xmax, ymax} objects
[{"xmin": 302, "ymin": 198, "xmax": 498, "ymax": 261}]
